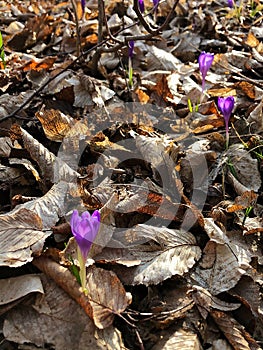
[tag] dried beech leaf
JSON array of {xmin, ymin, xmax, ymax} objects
[
  {"xmin": 204, "ymin": 218, "xmax": 229, "ymax": 244},
  {"xmin": 0, "ymin": 208, "xmax": 45, "ymax": 267},
  {"xmin": 192, "ymin": 242, "xmax": 251, "ymax": 295},
  {"xmin": 151, "ymin": 330, "xmax": 202, "ymax": 350},
  {"xmin": 211, "ymin": 310, "xmax": 260, "ymax": 350},
  {"xmin": 14, "ymin": 181, "xmax": 68, "ymax": 229},
  {"xmin": 0, "ymin": 275, "xmax": 44, "ymax": 306},
  {"xmin": 116, "ymin": 225, "xmax": 201, "ymax": 286},
  {"xmin": 247, "ymin": 99, "xmax": 263, "ymax": 133},
  {"xmin": 35, "ymin": 108, "xmax": 74, "ymax": 142},
  {"xmin": 86, "ymin": 266, "xmax": 132, "ymax": 329},
  {"xmin": 0, "ymin": 137, "xmax": 13, "ymax": 157},
  {"xmin": 227, "ymin": 144, "xmax": 261, "ymax": 192},
  {"xmin": 3, "ymin": 274, "xmax": 126, "ymax": 350},
  {"xmin": 192, "ymin": 286, "xmax": 240, "ymax": 319},
  {"xmin": 146, "ymin": 45, "xmax": 181, "ymax": 71},
  {"xmin": 20, "ymin": 127, "xmax": 78, "ymax": 183}
]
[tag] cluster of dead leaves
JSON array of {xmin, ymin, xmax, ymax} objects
[{"xmin": 1, "ymin": 0, "xmax": 263, "ymax": 349}]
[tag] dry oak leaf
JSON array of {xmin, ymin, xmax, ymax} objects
[{"xmin": 0, "ymin": 208, "xmax": 45, "ymax": 267}]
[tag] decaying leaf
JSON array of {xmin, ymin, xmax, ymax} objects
[
  {"xmin": 108, "ymin": 225, "xmax": 202, "ymax": 286},
  {"xmin": 227, "ymin": 144, "xmax": 261, "ymax": 192},
  {"xmin": 0, "ymin": 275, "xmax": 44, "ymax": 306},
  {"xmin": 0, "ymin": 208, "xmax": 46, "ymax": 267},
  {"xmin": 211, "ymin": 310, "xmax": 261, "ymax": 350},
  {"xmin": 151, "ymin": 329, "xmax": 203, "ymax": 350},
  {"xmin": 35, "ymin": 108, "xmax": 75, "ymax": 142},
  {"xmin": 14, "ymin": 181, "xmax": 68, "ymax": 229},
  {"xmin": 3, "ymin": 274, "xmax": 127, "ymax": 350},
  {"xmin": 86, "ymin": 266, "xmax": 132, "ymax": 329},
  {"xmin": 32, "ymin": 257, "xmax": 131, "ymax": 329}
]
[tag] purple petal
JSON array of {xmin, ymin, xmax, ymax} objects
[
  {"xmin": 70, "ymin": 209, "xmax": 100, "ymax": 260},
  {"xmin": 218, "ymin": 96, "xmax": 235, "ymax": 122},
  {"xmin": 138, "ymin": 0, "xmax": 144, "ymax": 13},
  {"xmin": 81, "ymin": 0, "xmax": 86, "ymax": 15},
  {"xmin": 198, "ymin": 52, "xmax": 214, "ymax": 79},
  {"xmin": 128, "ymin": 41, "xmax": 134, "ymax": 59},
  {"xmin": 228, "ymin": 0, "xmax": 234, "ymax": 8}
]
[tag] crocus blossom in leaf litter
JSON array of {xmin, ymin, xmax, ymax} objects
[
  {"xmin": 198, "ymin": 51, "xmax": 214, "ymax": 92},
  {"xmin": 128, "ymin": 40, "xmax": 134, "ymax": 59},
  {"xmin": 218, "ymin": 96, "xmax": 235, "ymax": 128},
  {"xmin": 70, "ymin": 209, "xmax": 100, "ymax": 260},
  {"xmin": 228, "ymin": 0, "xmax": 234, "ymax": 8},
  {"xmin": 218, "ymin": 96, "xmax": 235, "ymax": 148},
  {"xmin": 138, "ymin": 0, "xmax": 144, "ymax": 13},
  {"xmin": 81, "ymin": 0, "xmax": 86, "ymax": 15}
]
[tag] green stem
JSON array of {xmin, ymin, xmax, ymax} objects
[{"xmin": 77, "ymin": 246, "xmax": 88, "ymax": 295}]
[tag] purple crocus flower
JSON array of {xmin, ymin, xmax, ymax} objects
[
  {"xmin": 198, "ymin": 51, "xmax": 214, "ymax": 92},
  {"xmin": 81, "ymin": 0, "xmax": 86, "ymax": 16},
  {"xmin": 228, "ymin": 0, "xmax": 234, "ymax": 8},
  {"xmin": 70, "ymin": 209, "xmax": 100, "ymax": 260},
  {"xmin": 218, "ymin": 96, "xmax": 235, "ymax": 148},
  {"xmin": 138, "ymin": 0, "xmax": 144, "ymax": 13},
  {"xmin": 128, "ymin": 40, "xmax": 134, "ymax": 59}
]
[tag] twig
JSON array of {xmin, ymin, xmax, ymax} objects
[{"xmin": 70, "ymin": 0, "xmax": 81, "ymax": 56}]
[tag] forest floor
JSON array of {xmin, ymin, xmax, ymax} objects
[{"xmin": 0, "ymin": 0, "xmax": 263, "ymax": 349}]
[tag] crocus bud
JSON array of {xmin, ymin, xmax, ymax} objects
[
  {"xmin": 70, "ymin": 209, "xmax": 100, "ymax": 261},
  {"xmin": 128, "ymin": 40, "xmax": 134, "ymax": 59},
  {"xmin": 228, "ymin": 0, "xmax": 234, "ymax": 8},
  {"xmin": 81, "ymin": 0, "xmax": 86, "ymax": 16},
  {"xmin": 138, "ymin": 0, "xmax": 145, "ymax": 13},
  {"xmin": 198, "ymin": 51, "xmax": 214, "ymax": 92},
  {"xmin": 218, "ymin": 96, "xmax": 235, "ymax": 148}
]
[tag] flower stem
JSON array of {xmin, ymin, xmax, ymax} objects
[{"xmin": 77, "ymin": 246, "xmax": 88, "ymax": 295}]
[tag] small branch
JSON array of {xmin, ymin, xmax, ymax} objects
[
  {"xmin": 70, "ymin": 0, "xmax": 81, "ymax": 56},
  {"xmin": 98, "ymin": 0, "xmax": 104, "ymax": 44},
  {"xmin": 133, "ymin": 0, "xmax": 156, "ymax": 34}
]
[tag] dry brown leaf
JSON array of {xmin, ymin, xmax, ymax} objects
[
  {"xmin": 113, "ymin": 225, "xmax": 202, "ymax": 286},
  {"xmin": 22, "ymin": 56, "xmax": 57, "ymax": 72},
  {"xmin": 18, "ymin": 126, "xmax": 78, "ymax": 184},
  {"xmin": 245, "ymin": 32, "xmax": 260, "ymax": 48},
  {"xmin": 192, "ymin": 285, "xmax": 240, "ymax": 319},
  {"xmin": 0, "ymin": 208, "xmax": 46, "ymax": 267},
  {"xmin": 227, "ymin": 191, "xmax": 258, "ymax": 212},
  {"xmin": 247, "ymin": 99, "xmax": 263, "ymax": 133},
  {"xmin": 151, "ymin": 329, "xmax": 202, "ymax": 350},
  {"xmin": 35, "ymin": 108, "xmax": 74, "ymax": 142},
  {"xmin": 227, "ymin": 144, "xmax": 261, "ymax": 192},
  {"xmin": 235, "ymin": 81, "xmax": 256, "ymax": 99},
  {"xmin": 0, "ymin": 275, "xmax": 44, "ymax": 307},
  {"xmin": 32, "ymin": 258, "xmax": 131, "ymax": 329},
  {"xmin": 3, "ymin": 273, "xmax": 127, "ymax": 350},
  {"xmin": 211, "ymin": 310, "xmax": 260, "ymax": 350},
  {"xmin": 12, "ymin": 181, "xmax": 67, "ymax": 229},
  {"xmin": 0, "ymin": 137, "xmax": 13, "ymax": 157},
  {"xmin": 192, "ymin": 241, "xmax": 251, "ymax": 295},
  {"xmin": 86, "ymin": 266, "xmax": 132, "ymax": 329}
]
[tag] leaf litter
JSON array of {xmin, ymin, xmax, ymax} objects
[{"xmin": 0, "ymin": 0, "xmax": 263, "ymax": 349}]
